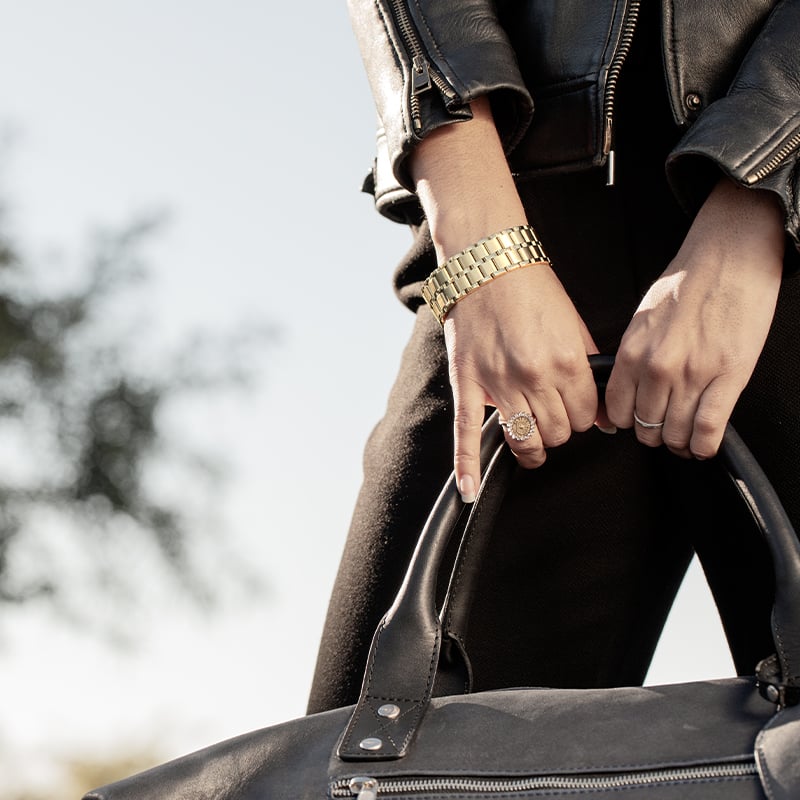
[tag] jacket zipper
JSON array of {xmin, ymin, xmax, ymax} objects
[
  {"xmin": 745, "ymin": 127, "xmax": 800, "ymax": 183},
  {"xmin": 388, "ymin": 0, "xmax": 460, "ymax": 134},
  {"xmin": 602, "ymin": 0, "xmax": 641, "ymax": 185},
  {"xmin": 333, "ymin": 760, "xmax": 759, "ymax": 798}
]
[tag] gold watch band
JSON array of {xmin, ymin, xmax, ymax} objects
[{"xmin": 421, "ymin": 225, "xmax": 550, "ymax": 325}]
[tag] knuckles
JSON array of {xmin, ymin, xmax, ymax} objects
[
  {"xmin": 662, "ymin": 432, "xmax": 689, "ymax": 451},
  {"xmin": 452, "ymin": 410, "xmax": 484, "ymax": 433},
  {"xmin": 542, "ymin": 425, "xmax": 571, "ymax": 448},
  {"xmin": 512, "ymin": 449, "xmax": 547, "ymax": 469}
]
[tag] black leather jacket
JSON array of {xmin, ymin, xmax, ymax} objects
[{"xmin": 349, "ymin": 0, "xmax": 800, "ymax": 251}]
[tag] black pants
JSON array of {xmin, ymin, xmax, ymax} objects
[
  {"xmin": 307, "ymin": 161, "xmax": 800, "ymax": 713},
  {"xmin": 307, "ymin": 13, "xmax": 800, "ymax": 710}
]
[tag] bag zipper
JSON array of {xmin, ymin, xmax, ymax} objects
[
  {"xmin": 388, "ymin": 0, "xmax": 460, "ymax": 133},
  {"xmin": 601, "ymin": 0, "xmax": 641, "ymax": 186},
  {"xmin": 332, "ymin": 760, "xmax": 758, "ymax": 798}
]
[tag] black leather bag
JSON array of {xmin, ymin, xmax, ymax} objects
[{"xmin": 84, "ymin": 364, "xmax": 800, "ymax": 800}]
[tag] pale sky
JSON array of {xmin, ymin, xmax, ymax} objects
[{"xmin": 0, "ymin": 3, "xmax": 732, "ymax": 795}]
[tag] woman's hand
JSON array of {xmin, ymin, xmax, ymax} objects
[
  {"xmin": 444, "ymin": 263, "xmax": 602, "ymax": 502},
  {"xmin": 606, "ymin": 178, "xmax": 785, "ymax": 458},
  {"xmin": 412, "ymin": 97, "xmax": 605, "ymax": 502}
]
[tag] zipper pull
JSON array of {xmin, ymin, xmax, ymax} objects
[
  {"xmin": 606, "ymin": 149, "xmax": 616, "ymax": 186},
  {"xmin": 602, "ymin": 116, "xmax": 616, "ymax": 186},
  {"xmin": 412, "ymin": 55, "xmax": 432, "ymax": 94},
  {"xmin": 349, "ymin": 776, "xmax": 378, "ymax": 800}
]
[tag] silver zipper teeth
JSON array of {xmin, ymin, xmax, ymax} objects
[
  {"xmin": 389, "ymin": 0, "xmax": 459, "ymax": 132},
  {"xmin": 332, "ymin": 761, "xmax": 759, "ymax": 797},
  {"xmin": 747, "ymin": 128, "xmax": 800, "ymax": 183},
  {"xmin": 602, "ymin": 0, "xmax": 641, "ymax": 154}
]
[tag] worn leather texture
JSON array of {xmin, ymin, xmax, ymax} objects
[
  {"xmin": 350, "ymin": 0, "xmax": 800, "ymax": 254},
  {"xmin": 80, "ymin": 661, "xmax": 792, "ymax": 796},
  {"xmin": 756, "ymin": 701, "xmax": 800, "ymax": 800},
  {"xmin": 86, "ymin": 680, "xmax": 775, "ymax": 800},
  {"xmin": 84, "ymin": 361, "xmax": 800, "ymax": 799}
]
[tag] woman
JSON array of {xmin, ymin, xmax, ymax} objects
[{"xmin": 308, "ymin": 0, "xmax": 800, "ymax": 712}]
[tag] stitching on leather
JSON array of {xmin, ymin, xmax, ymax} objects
[
  {"xmin": 361, "ymin": 695, "xmax": 422, "ymax": 754},
  {"xmin": 367, "ymin": 694, "xmax": 422, "ymax": 703},
  {"xmin": 340, "ymin": 617, "xmax": 389, "ymax": 751},
  {"xmin": 365, "ymin": 698, "xmax": 402, "ymax": 751},
  {"xmin": 342, "ymin": 619, "xmax": 441, "ymax": 754},
  {"xmin": 398, "ymin": 621, "xmax": 442, "ymax": 751}
]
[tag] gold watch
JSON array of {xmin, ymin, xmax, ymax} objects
[{"xmin": 421, "ymin": 225, "xmax": 550, "ymax": 325}]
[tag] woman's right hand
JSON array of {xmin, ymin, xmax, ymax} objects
[
  {"xmin": 443, "ymin": 261, "xmax": 602, "ymax": 503},
  {"xmin": 411, "ymin": 97, "xmax": 605, "ymax": 502}
]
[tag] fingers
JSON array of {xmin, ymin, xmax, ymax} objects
[
  {"xmin": 452, "ymin": 380, "xmax": 487, "ymax": 504},
  {"xmin": 452, "ymin": 383, "xmax": 554, "ymax": 505},
  {"xmin": 496, "ymin": 392, "xmax": 549, "ymax": 469},
  {"xmin": 499, "ymin": 408, "xmax": 546, "ymax": 469},
  {"xmin": 687, "ymin": 377, "xmax": 738, "ymax": 459},
  {"xmin": 578, "ymin": 322, "xmax": 615, "ymax": 432},
  {"xmin": 442, "ymin": 265, "xmax": 603, "ymax": 500},
  {"xmin": 607, "ymin": 356, "xmax": 742, "ymax": 460},
  {"xmin": 451, "ymin": 368, "xmax": 597, "ymax": 503},
  {"xmin": 452, "ymin": 368, "xmax": 598, "ymax": 504},
  {"xmin": 625, "ymin": 362, "xmax": 670, "ymax": 449}
]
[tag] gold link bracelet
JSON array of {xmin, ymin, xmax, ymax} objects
[{"xmin": 421, "ymin": 225, "xmax": 550, "ymax": 325}]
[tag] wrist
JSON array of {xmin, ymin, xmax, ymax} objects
[
  {"xmin": 421, "ymin": 224, "xmax": 551, "ymax": 325},
  {"xmin": 701, "ymin": 177, "xmax": 785, "ymax": 258},
  {"xmin": 427, "ymin": 206, "xmax": 529, "ymax": 263},
  {"xmin": 410, "ymin": 97, "xmax": 528, "ymax": 261}
]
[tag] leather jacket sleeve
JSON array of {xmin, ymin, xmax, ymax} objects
[
  {"xmin": 348, "ymin": 0, "xmax": 534, "ymax": 219},
  {"xmin": 666, "ymin": 0, "xmax": 800, "ymax": 252}
]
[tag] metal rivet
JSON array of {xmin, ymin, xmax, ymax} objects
[
  {"xmin": 377, "ymin": 703, "xmax": 401, "ymax": 719},
  {"xmin": 685, "ymin": 92, "xmax": 702, "ymax": 110},
  {"xmin": 766, "ymin": 684, "xmax": 780, "ymax": 703},
  {"xmin": 359, "ymin": 737, "xmax": 383, "ymax": 751}
]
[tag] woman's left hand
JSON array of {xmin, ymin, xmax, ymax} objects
[{"xmin": 605, "ymin": 177, "xmax": 786, "ymax": 459}]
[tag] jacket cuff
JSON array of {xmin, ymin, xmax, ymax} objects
[
  {"xmin": 667, "ymin": 106, "xmax": 800, "ymax": 255},
  {"xmin": 665, "ymin": 0, "xmax": 800, "ymax": 253},
  {"xmin": 349, "ymin": 0, "xmax": 534, "ymax": 195}
]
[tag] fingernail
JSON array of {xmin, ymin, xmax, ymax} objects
[
  {"xmin": 597, "ymin": 425, "xmax": 617, "ymax": 435},
  {"xmin": 459, "ymin": 475, "xmax": 476, "ymax": 504}
]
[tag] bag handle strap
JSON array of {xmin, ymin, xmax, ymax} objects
[{"xmin": 337, "ymin": 356, "xmax": 800, "ymax": 761}]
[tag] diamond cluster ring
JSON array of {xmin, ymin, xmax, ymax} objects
[{"xmin": 499, "ymin": 411, "xmax": 537, "ymax": 442}]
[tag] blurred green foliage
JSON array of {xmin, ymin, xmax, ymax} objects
[{"xmin": 0, "ymin": 212, "xmax": 272, "ymax": 606}]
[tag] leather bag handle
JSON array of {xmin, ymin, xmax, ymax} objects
[{"xmin": 337, "ymin": 356, "xmax": 800, "ymax": 761}]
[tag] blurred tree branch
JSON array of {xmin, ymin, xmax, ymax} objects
[{"xmin": 0, "ymin": 208, "xmax": 274, "ymax": 608}]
